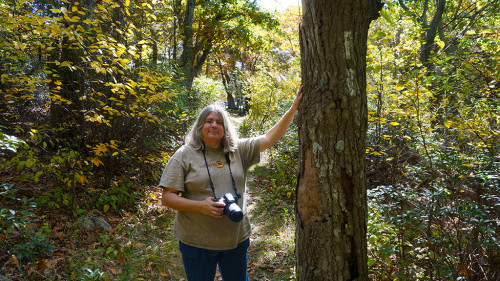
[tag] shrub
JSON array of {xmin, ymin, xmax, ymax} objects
[{"xmin": 0, "ymin": 184, "xmax": 54, "ymax": 261}]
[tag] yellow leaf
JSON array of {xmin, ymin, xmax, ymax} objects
[
  {"xmin": 104, "ymin": 204, "xmax": 110, "ymax": 212},
  {"xmin": 436, "ymin": 40, "xmax": 445, "ymax": 50},
  {"xmin": 94, "ymin": 143, "xmax": 108, "ymax": 155},
  {"xmin": 390, "ymin": 122, "xmax": 399, "ymax": 126},
  {"xmin": 31, "ymin": 129, "xmax": 38, "ymax": 133},
  {"xmin": 444, "ymin": 120, "xmax": 453, "ymax": 128},
  {"xmin": 395, "ymin": 84, "xmax": 404, "ymax": 91},
  {"xmin": 68, "ymin": 16, "xmax": 80, "ymax": 22},
  {"xmin": 90, "ymin": 157, "xmax": 104, "ymax": 167},
  {"xmin": 60, "ymin": 61, "xmax": 72, "ymax": 67},
  {"xmin": 77, "ymin": 174, "xmax": 87, "ymax": 184},
  {"xmin": 112, "ymin": 152, "xmax": 119, "ymax": 156}
]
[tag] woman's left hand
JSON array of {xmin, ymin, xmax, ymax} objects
[{"xmin": 291, "ymin": 83, "xmax": 303, "ymax": 112}]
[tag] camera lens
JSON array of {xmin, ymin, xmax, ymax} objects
[{"xmin": 225, "ymin": 203, "xmax": 243, "ymax": 222}]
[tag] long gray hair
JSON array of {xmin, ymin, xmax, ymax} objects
[{"xmin": 185, "ymin": 104, "xmax": 239, "ymax": 153}]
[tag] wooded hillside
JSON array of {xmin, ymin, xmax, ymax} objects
[{"xmin": 1, "ymin": 0, "xmax": 498, "ymax": 280}]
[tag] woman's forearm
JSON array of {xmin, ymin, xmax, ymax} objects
[
  {"xmin": 259, "ymin": 84, "xmax": 303, "ymax": 152},
  {"xmin": 259, "ymin": 108, "xmax": 297, "ymax": 151},
  {"xmin": 162, "ymin": 190, "xmax": 200, "ymax": 212},
  {"xmin": 161, "ymin": 188, "xmax": 225, "ymax": 218}
]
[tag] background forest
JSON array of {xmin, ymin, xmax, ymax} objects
[{"xmin": 0, "ymin": 0, "xmax": 498, "ymax": 280}]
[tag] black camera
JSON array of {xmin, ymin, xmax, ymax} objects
[{"xmin": 216, "ymin": 193, "xmax": 243, "ymax": 222}]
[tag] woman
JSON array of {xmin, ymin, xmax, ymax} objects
[{"xmin": 160, "ymin": 85, "xmax": 302, "ymax": 281}]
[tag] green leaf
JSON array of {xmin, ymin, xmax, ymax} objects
[
  {"xmin": 381, "ymin": 9, "xmax": 394, "ymax": 25},
  {"xmin": 372, "ymin": 31, "xmax": 386, "ymax": 38}
]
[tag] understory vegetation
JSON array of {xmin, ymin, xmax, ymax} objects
[{"xmin": 0, "ymin": 162, "xmax": 296, "ymax": 281}]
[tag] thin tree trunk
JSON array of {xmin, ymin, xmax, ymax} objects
[{"xmin": 180, "ymin": 0, "xmax": 195, "ymax": 89}]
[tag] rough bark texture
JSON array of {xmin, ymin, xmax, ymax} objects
[{"xmin": 296, "ymin": 1, "xmax": 383, "ymax": 280}]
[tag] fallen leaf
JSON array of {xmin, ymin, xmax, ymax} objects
[
  {"xmin": 37, "ymin": 259, "xmax": 48, "ymax": 271},
  {"xmin": 46, "ymin": 258, "xmax": 61, "ymax": 269},
  {"xmin": 159, "ymin": 268, "xmax": 168, "ymax": 277},
  {"xmin": 55, "ymin": 231, "xmax": 65, "ymax": 239},
  {"xmin": 109, "ymin": 267, "xmax": 121, "ymax": 274},
  {"xmin": 9, "ymin": 255, "xmax": 20, "ymax": 269},
  {"xmin": 118, "ymin": 252, "xmax": 125, "ymax": 265},
  {"xmin": 459, "ymin": 264, "xmax": 468, "ymax": 277},
  {"xmin": 146, "ymin": 261, "xmax": 154, "ymax": 271}
]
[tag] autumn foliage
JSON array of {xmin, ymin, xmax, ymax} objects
[{"xmin": 0, "ymin": 0, "xmax": 499, "ymax": 280}]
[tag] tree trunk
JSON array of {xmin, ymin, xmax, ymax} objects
[
  {"xmin": 48, "ymin": 1, "xmax": 87, "ymax": 150},
  {"xmin": 151, "ymin": 28, "xmax": 158, "ymax": 65},
  {"xmin": 420, "ymin": 0, "xmax": 446, "ymax": 72},
  {"xmin": 180, "ymin": 0, "xmax": 195, "ymax": 89},
  {"xmin": 296, "ymin": 1, "xmax": 382, "ymax": 280},
  {"xmin": 172, "ymin": 0, "xmax": 182, "ymax": 61}
]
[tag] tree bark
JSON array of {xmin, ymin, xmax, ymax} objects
[
  {"xmin": 420, "ymin": 0, "xmax": 446, "ymax": 69},
  {"xmin": 296, "ymin": 1, "xmax": 382, "ymax": 280},
  {"xmin": 180, "ymin": 0, "xmax": 195, "ymax": 89}
]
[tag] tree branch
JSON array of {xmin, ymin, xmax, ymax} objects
[{"xmin": 459, "ymin": 0, "xmax": 493, "ymax": 36}]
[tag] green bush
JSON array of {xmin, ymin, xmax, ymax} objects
[
  {"xmin": 192, "ymin": 75, "xmax": 225, "ymax": 110},
  {"xmin": 367, "ymin": 153, "xmax": 500, "ymax": 280},
  {"xmin": 0, "ymin": 127, "xmax": 26, "ymax": 152},
  {"xmin": 1, "ymin": 184, "xmax": 55, "ymax": 261},
  {"xmin": 266, "ymin": 133, "xmax": 298, "ymax": 200}
]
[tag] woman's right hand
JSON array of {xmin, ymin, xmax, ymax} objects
[
  {"xmin": 199, "ymin": 197, "xmax": 226, "ymax": 218},
  {"xmin": 162, "ymin": 188, "xmax": 226, "ymax": 218}
]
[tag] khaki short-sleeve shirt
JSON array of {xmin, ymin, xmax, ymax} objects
[{"xmin": 159, "ymin": 138, "xmax": 260, "ymax": 250}]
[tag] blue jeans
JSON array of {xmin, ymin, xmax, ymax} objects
[{"xmin": 179, "ymin": 239, "xmax": 251, "ymax": 281}]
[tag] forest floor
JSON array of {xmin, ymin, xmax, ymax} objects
[{"xmin": 1, "ymin": 164, "xmax": 296, "ymax": 281}]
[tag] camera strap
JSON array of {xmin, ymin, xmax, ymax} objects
[{"xmin": 201, "ymin": 147, "xmax": 240, "ymax": 202}]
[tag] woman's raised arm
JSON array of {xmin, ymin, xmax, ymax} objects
[{"xmin": 258, "ymin": 84, "xmax": 303, "ymax": 152}]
